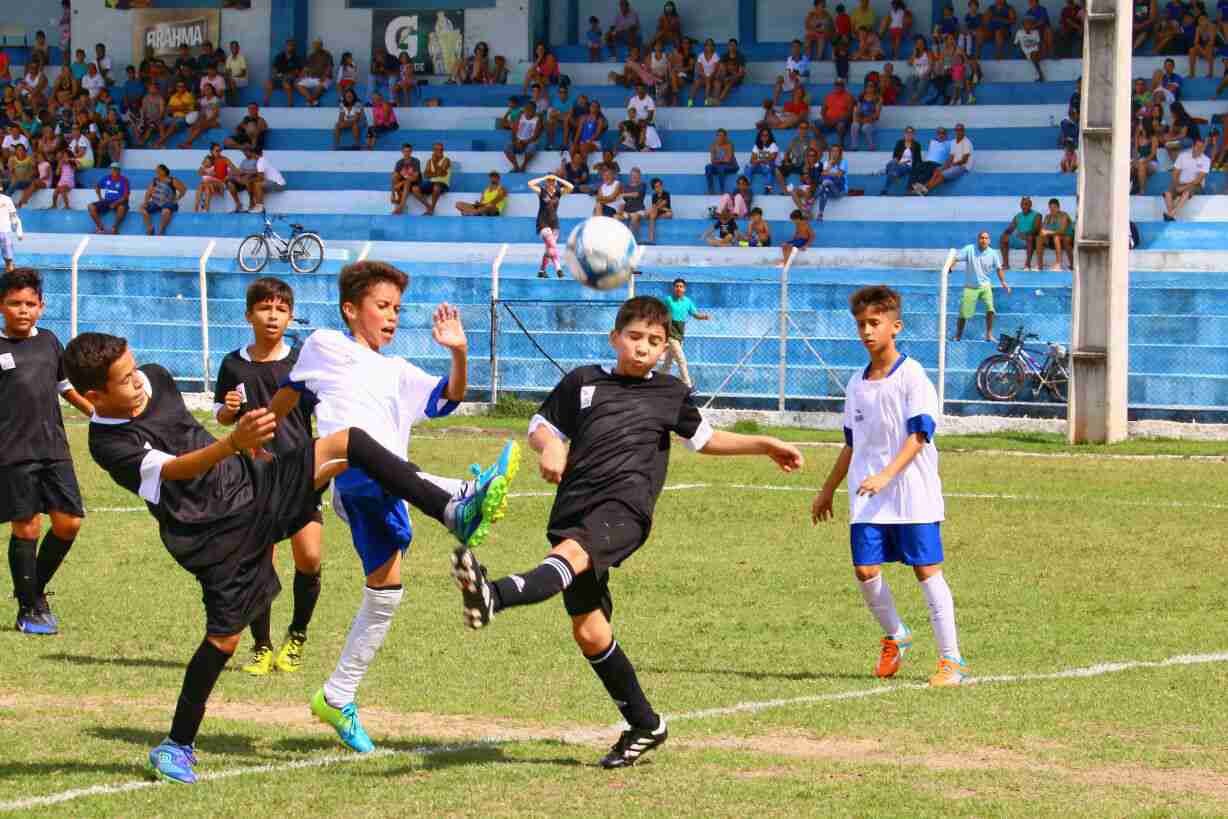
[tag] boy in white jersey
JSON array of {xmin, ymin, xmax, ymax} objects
[
  {"xmin": 0, "ymin": 192, "xmax": 24, "ymax": 272},
  {"xmin": 271, "ymin": 260, "xmax": 520, "ymax": 751},
  {"xmin": 811, "ymin": 285, "xmax": 967, "ymax": 687}
]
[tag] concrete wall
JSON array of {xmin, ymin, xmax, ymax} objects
[
  {"xmin": 68, "ymin": 0, "xmax": 272, "ymax": 84},
  {"xmin": 11, "ymin": 2, "xmax": 63, "ymax": 45},
  {"xmin": 757, "ymin": 0, "xmax": 935, "ymax": 43},
  {"xmin": 548, "ymin": 0, "xmax": 738, "ymax": 48}
]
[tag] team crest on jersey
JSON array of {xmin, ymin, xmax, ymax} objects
[
  {"xmin": 580, "ymin": 385, "xmax": 595, "ymax": 409},
  {"xmin": 854, "ymin": 408, "xmax": 865, "ymax": 423},
  {"xmin": 0, "ymin": 353, "xmax": 13, "ymax": 370}
]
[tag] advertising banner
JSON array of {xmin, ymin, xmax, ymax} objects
[
  {"xmin": 372, "ymin": 10, "xmax": 463, "ymax": 76},
  {"xmin": 130, "ymin": 8, "xmax": 222, "ymax": 59}
]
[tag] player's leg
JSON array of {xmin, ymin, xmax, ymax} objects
[
  {"xmin": 452, "ymin": 536, "xmax": 590, "ymax": 628},
  {"xmin": 240, "ymin": 593, "xmax": 275, "ymax": 675},
  {"xmin": 9, "ymin": 511, "xmax": 47, "ymax": 634},
  {"xmin": 982, "ymin": 286, "xmax": 996, "ymax": 340},
  {"xmin": 150, "ymin": 630, "xmax": 240, "ymax": 784},
  {"xmin": 274, "ymin": 518, "xmax": 323, "ymax": 673},
  {"xmin": 671, "ymin": 338, "xmax": 693, "ymax": 386},
  {"xmin": 36, "ymin": 502, "xmax": 83, "ymax": 628},
  {"xmin": 905, "ymin": 524, "xmax": 966, "ymax": 686},
  {"xmin": 852, "ymin": 524, "xmax": 911, "ymax": 678}
]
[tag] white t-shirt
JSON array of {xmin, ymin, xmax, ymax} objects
[
  {"xmin": 911, "ymin": 51, "xmax": 930, "ymax": 79},
  {"xmin": 81, "ymin": 72, "xmax": 106, "ymax": 98},
  {"xmin": 1175, "ymin": 151, "xmax": 1210, "ymax": 185},
  {"xmin": 627, "ymin": 94, "xmax": 655, "ymax": 122},
  {"xmin": 752, "ymin": 141, "xmax": 780, "ymax": 162},
  {"xmin": 785, "ymin": 55, "xmax": 810, "ymax": 76},
  {"xmin": 70, "ymin": 135, "xmax": 94, "ymax": 165},
  {"xmin": 289, "ymin": 329, "xmax": 452, "ymax": 460},
  {"xmin": 255, "ymin": 156, "xmax": 286, "ymax": 187},
  {"xmin": 889, "ymin": 7, "xmax": 906, "ymax": 27},
  {"xmin": 0, "ymin": 194, "xmax": 23, "ymax": 236},
  {"xmin": 2, "ymin": 134, "xmax": 30, "ymax": 153},
  {"xmin": 843, "ymin": 355, "xmax": 944, "ymax": 524},
  {"xmin": 950, "ymin": 136, "xmax": 973, "ymax": 171},
  {"xmin": 339, "ymin": 100, "xmax": 365, "ymax": 120},
  {"xmin": 1014, "ymin": 28, "xmax": 1041, "ymax": 54},
  {"xmin": 515, "ymin": 114, "xmax": 540, "ymax": 141},
  {"xmin": 697, "ymin": 52, "xmax": 720, "ymax": 78}
]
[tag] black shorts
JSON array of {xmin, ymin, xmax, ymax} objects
[
  {"xmin": 548, "ymin": 500, "xmax": 648, "ymax": 618},
  {"xmin": 0, "ymin": 459, "xmax": 85, "ymax": 524},
  {"xmin": 192, "ymin": 443, "xmax": 320, "ymax": 635}
]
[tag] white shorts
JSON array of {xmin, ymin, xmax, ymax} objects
[{"xmin": 0, "ymin": 233, "xmax": 14, "ymax": 261}]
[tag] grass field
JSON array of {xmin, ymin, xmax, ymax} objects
[{"xmin": 2, "ymin": 417, "xmax": 1227, "ymax": 817}]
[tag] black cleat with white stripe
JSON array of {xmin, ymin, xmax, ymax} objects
[
  {"xmin": 599, "ymin": 720, "xmax": 668, "ymax": 769},
  {"xmin": 451, "ymin": 546, "xmax": 495, "ymax": 630}
]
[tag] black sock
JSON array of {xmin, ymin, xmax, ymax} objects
[
  {"xmin": 586, "ymin": 640, "xmax": 659, "ymax": 731},
  {"xmin": 491, "ymin": 555, "xmax": 575, "ymax": 613},
  {"xmin": 169, "ymin": 639, "xmax": 232, "ymax": 747},
  {"xmin": 249, "ymin": 606, "xmax": 272, "ymax": 649},
  {"xmin": 35, "ymin": 532, "xmax": 74, "ymax": 595},
  {"xmin": 288, "ymin": 570, "xmax": 321, "ymax": 634},
  {"xmin": 8, "ymin": 535, "xmax": 37, "ymax": 608},
  {"xmin": 345, "ymin": 427, "xmax": 451, "ymax": 525}
]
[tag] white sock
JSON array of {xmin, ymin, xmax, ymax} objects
[
  {"xmin": 920, "ymin": 572, "xmax": 960, "ymax": 660},
  {"xmin": 419, "ymin": 471, "xmax": 467, "ymax": 497},
  {"xmin": 322, "ymin": 585, "xmax": 403, "ymax": 707},
  {"xmin": 859, "ymin": 574, "xmax": 904, "ymax": 637}
]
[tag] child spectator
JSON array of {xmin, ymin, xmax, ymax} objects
[
  {"xmin": 853, "ymin": 26, "xmax": 885, "ymax": 59},
  {"xmin": 366, "ymin": 92, "xmax": 400, "ymax": 151},
  {"xmin": 393, "ymin": 52, "xmax": 416, "ymax": 107},
  {"xmin": 496, "ymin": 95, "xmax": 523, "ymax": 131},
  {"xmin": 690, "ymin": 38, "xmax": 721, "ymax": 107},
  {"xmin": 744, "ymin": 207, "xmax": 772, "ymax": 247},
  {"xmin": 704, "ymin": 204, "xmax": 739, "ymax": 246},
  {"xmin": 850, "ymin": 83, "xmax": 881, "ymax": 150},
  {"xmin": 616, "ymin": 166, "xmax": 647, "ymax": 239},
  {"xmin": 587, "ymin": 17, "xmax": 604, "ymax": 62},
  {"xmin": 833, "ymin": 36, "xmax": 852, "ymax": 81},
  {"xmin": 50, "ymin": 149, "xmax": 75, "ymax": 210},
  {"xmin": 774, "ymin": 40, "xmax": 812, "ymax": 105},
  {"xmin": 646, "ymin": 176, "xmax": 672, "ymax": 243},
  {"xmin": 1059, "ymin": 140, "xmax": 1079, "ymax": 173},
  {"xmin": 336, "ymin": 51, "xmax": 358, "ymax": 92},
  {"xmin": 781, "ymin": 209, "xmax": 814, "ymax": 264},
  {"xmin": 881, "ymin": 0, "xmax": 913, "ymax": 57}
]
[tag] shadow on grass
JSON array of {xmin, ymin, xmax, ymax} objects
[
  {"xmin": 0, "ymin": 760, "xmax": 144, "ymax": 781},
  {"xmin": 88, "ymin": 726, "xmax": 262, "ymax": 758},
  {"xmin": 41, "ymin": 652, "xmax": 183, "ymax": 670},
  {"xmin": 271, "ymin": 736, "xmax": 587, "ymax": 774},
  {"xmin": 641, "ymin": 666, "xmax": 869, "ymax": 682}
]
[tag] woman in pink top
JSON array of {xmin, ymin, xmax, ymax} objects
[
  {"xmin": 523, "ymin": 43, "xmax": 559, "ymax": 92},
  {"xmin": 52, "ymin": 149, "xmax": 75, "ymax": 209},
  {"xmin": 365, "ymin": 92, "xmax": 400, "ymax": 150}
]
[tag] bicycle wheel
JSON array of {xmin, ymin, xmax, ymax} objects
[
  {"xmin": 978, "ymin": 355, "xmax": 1026, "ymax": 401},
  {"xmin": 1045, "ymin": 362, "xmax": 1070, "ymax": 403},
  {"xmin": 237, "ymin": 235, "xmax": 270, "ymax": 273},
  {"xmin": 288, "ymin": 233, "xmax": 324, "ymax": 274}
]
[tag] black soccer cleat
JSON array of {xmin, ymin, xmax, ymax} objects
[
  {"xmin": 599, "ymin": 720, "xmax": 668, "ymax": 769},
  {"xmin": 450, "ymin": 546, "xmax": 495, "ymax": 630}
]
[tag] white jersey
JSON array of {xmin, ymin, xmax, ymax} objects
[
  {"xmin": 843, "ymin": 355, "xmax": 944, "ymax": 524},
  {"xmin": 0, "ymin": 194, "xmax": 23, "ymax": 236},
  {"xmin": 288, "ymin": 328, "xmax": 453, "ymax": 459}
]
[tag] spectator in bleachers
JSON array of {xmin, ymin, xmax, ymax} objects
[
  {"xmin": 907, "ymin": 124, "xmax": 951, "ymax": 191},
  {"xmin": 298, "ymin": 39, "xmax": 335, "ymax": 107},
  {"xmin": 29, "ymin": 31, "xmax": 49, "ymax": 69},
  {"xmin": 1161, "ymin": 58, "xmax": 1183, "ymax": 100},
  {"xmin": 368, "ymin": 46, "xmax": 398, "ymax": 100},
  {"xmin": 200, "ymin": 63, "xmax": 226, "ymax": 102},
  {"xmin": 120, "ymin": 65, "xmax": 144, "ymax": 114},
  {"xmin": 716, "ymin": 39, "xmax": 748, "ymax": 105},
  {"xmin": 492, "ymin": 53, "xmax": 511, "ymax": 84},
  {"xmin": 773, "ymin": 40, "xmax": 812, "ymax": 106},
  {"xmin": 921, "ymin": 37, "xmax": 950, "ymax": 104},
  {"xmin": 781, "ymin": 209, "xmax": 814, "ymax": 262},
  {"xmin": 881, "ymin": 125, "xmax": 921, "ymax": 194},
  {"xmin": 140, "ymin": 163, "xmax": 186, "ymax": 234},
  {"xmin": 393, "ymin": 51, "xmax": 416, "ymax": 106},
  {"xmin": 819, "ymin": 77, "xmax": 854, "ymax": 148},
  {"xmin": 764, "ymin": 85, "xmax": 811, "ymax": 129},
  {"xmin": 1163, "ymin": 136, "xmax": 1209, "ymax": 221},
  {"xmin": 524, "ymin": 43, "xmax": 559, "ymax": 92},
  {"xmin": 264, "ymin": 39, "xmax": 303, "ymax": 107},
  {"xmin": 1153, "ymin": 9, "xmax": 1184, "ymax": 58},
  {"xmin": 616, "ymin": 166, "xmax": 647, "ymax": 238},
  {"xmin": 748, "ymin": 128, "xmax": 780, "ymax": 193},
  {"xmin": 905, "ymin": 37, "xmax": 930, "ymax": 103},
  {"xmin": 1023, "ymin": 0, "xmax": 1053, "ymax": 55},
  {"xmin": 880, "ymin": 0, "xmax": 913, "ymax": 57},
  {"xmin": 596, "ymin": 147, "xmax": 621, "ymax": 176},
  {"xmin": 1163, "ymin": 101, "xmax": 1205, "ymax": 161},
  {"xmin": 545, "ymin": 83, "xmax": 573, "ymax": 148},
  {"xmin": 647, "ymin": 43, "xmax": 673, "ymax": 105},
  {"xmin": 422, "ymin": 143, "xmax": 452, "ymax": 215},
  {"xmin": 1189, "ymin": 14, "xmax": 1217, "ymax": 77},
  {"xmin": 98, "ymin": 109, "xmax": 125, "ymax": 168},
  {"xmin": 529, "ymin": 82, "xmax": 555, "ymax": 136},
  {"xmin": 558, "ymin": 149, "xmax": 593, "ymax": 192},
  {"xmin": 949, "ymin": 51, "xmax": 973, "ymax": 104},
  {"xmin": 649, "ymin": 2, "xmax": 685, "ymax": 52},
  {"xmin": 18, "ymin": 62, "xmax": 48, "ymax": 110},
  {"xmin": 716, "ymin": 174, "xmax": 753, "ymax": 221},
  {"xmin": 1057, "ymin": 0, "xmax": 1084, "ymax": 57},
  {"xmin": 812, "ymin": 143, "xmax": 847, "ymax": 221},
  {"xmin": 2, "ymin": 123, "xmax": 30, "ymax": 160},
  {"xmin": 195, "ymin": 143, "xmax": 240, "ymax": 212},
  {"xmin": 1037, "ymin": 197, "xmax": 1074, "ymax": 270},
  {"xmin": 389, "ymin": 143, "xmax": 420, "ymax": 209},
  {"xmin": 5, "ymin": 143, "xmax": 33, "ymax": 197},
  {"xmin": 704, "ymin": 202, "xmax": 739, "ymax": 246},
  {"xmin": 691, "ymin": 39, "xmax": 721, "ymax": 106},
  {"xmin": 573, "ymin": 100, "xmax": 608, "ymax": 162},
  {"xmin": 832, "ymin": 30, "xmax": 852, "ymax": 80},
  {"xmin": 790, "ymin": 146, "xmax": 822, "ymax": 213},
  {"xmin": 744, "ymin": 206, "xmax": 771, "ymax": 246},
  {"xmin": 623, "ymin": 82, "xmax": 661, "ymax": 151},
  {"xmin": 505, "ymin": 100, "xmax": 544, "ymax": 173},
  {"xmin": 366, "ymin": 92, "xmax": 399, "ymax": 150},
  {"xmin": 1060, "ymin": 139, "xmax": 1079, "ymax": 173},
  {"xmin": 333, "ymin": 88, "xmax": 367, "ymax": 150},
  {"xmin": 80, "ymin": 63, "xmax": 105, "ymax": 101},
  {"xmin": 646, "ymin": 176, "xmax": 672, "ymax": 242},
  {"xmin": 13, "ymin": 147, "xmax": 47, "ymax": 209},
  {"xmin": 985, "ymin": 0, "xmax": 1016, "ymax": 58},
  {"xmin": 392, "ymin": 154, "xmax": 426, "ymax": 215},
  {"xmin": 224, "ymin": 41, "xmax": 248, "ymax": 104},
  {"xmin": 915, "ymin": 122, "xmax": 971, "ymax": 194},
  {"xmin": 1058, "ymin": 83, "xmax": 1080, "ymax": 144},
  {"xmin": 173, "ymin": 44, "xmax": 199, "ymax": 92},
  {"xmin": 68, "ymin": 49, "xmax": 89, "ymax": 93},
  {"xmin": 50, "ymin": 67, "xmax": 75, "ymax": 104},
  {"xmin": 587, "ymin": 16, "xmax": 604, "ymax": 61},
  {"xmin": 138, "ymin": 47, "xmax": 170, "ymax": 98},
  {"xmin": 852, "ymin": 25, "xmax": 885, "ymax": 60},
  {"xmin": 609, "ymin": 45, "xmax": 652, "ymax": 88},
  {"xmin": 849, "ymin": 81, "xmax": 881, "ymax": 150},
  {"xmin": 496, "ymin": 95, "xmax": 522, "ymax": 130},
  {"xmin": 1132, "ymin": 119, "xmax": 1160, "ymax": 194},
  {"xmin": 68, "ymin": 125, "xmax": 93, "ymax": 171},
  {"xmin": 528, "ymin": 172, "xmax": 574, "ymax": 277},
  {"xmin": 559, "ymin": 92, "xmax": 589, "ymax": 149},
  {"xmin": 456, "ymin": 170, "xmax": 508, "ymax": 216},
  {"xmin": 0, "ymin": 47, "xmax": 12, "ymax": 89},
  {"xmin": 805, "ymin": 0, "xmax": 835, "ymax": 61},
  {"xmin": 180, "ymin": 83, "xmax": 221, "ymax": 149},
  {"xmin": 1015, "ymin": 18, "xmax": 1045, "ymax": 81},
  {"xmin": 153, "ymin": 80, "xmax": 195, "ymax": 149},
  {"xmin": 850, "ymin": 0, "xmax": 877, "ymax": 37},
  {"xmin": 592, "ymin": 165, "xmax": 623, "ymax": 216},
  {"xmin": 704, "ymin": 128, "xmax": 739, "ymax": 194},
  {"xmin": 336, "ymin": 52, "xmax": 359, "ymax": 95},
  {"xmin": 223, "ymin": 102, "xmax": 269, "ymax": 152},
  {"xmin": 776, "ymin": 121, "xmax": 817, "ymax": 190},
  {"xmin": 998, "ymin": 195, "xmax": 1041, "ymax": 269},
  {"xmin": 605, "ymin": 0, "xmax": 642, "ymax": 57},
  {"xmin": 49, "ymin": 148, "xmax": 74, "ymax": 210},
  {"xmin": 230, "ymin": 145, "xmax": 283, "ymax": 213}
]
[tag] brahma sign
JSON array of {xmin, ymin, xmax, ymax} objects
[{"xmin": 131, "ymin": 8, "xmax": 221, "ymax": 60}]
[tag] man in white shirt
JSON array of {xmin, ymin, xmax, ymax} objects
[
  {"xmin": 0, "ymin": 192, "xmax": 24, "ymax": 272},
  {"xmin": 80, "ymin": 63, "xmax": 107, "ymax": 99},
  {"xmin": 68, "ymin": 126, "xmax": 95, "ymax": 170},
  {"xmin": 1, "ymin": 124, "xmax": 30, "ymax": 159},
  {"xmin": 773, "ymin": 38, "xmax": 811, "ymax": 105},
  {"xmin": 1163, "ymin": 137, "xmax": 1210, "ymax": 221},
  {"xmin": 917, "ymin": 123, "xmax": 972, "ymax": 194},
  {"xmin": 625, "ymin": 82, "xmax": 661, "ymax": 150},
  {"xmin": 1014, "ymin": 18, "xmax": 1044, "ymax": 81}
]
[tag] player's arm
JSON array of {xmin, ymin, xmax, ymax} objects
[
  {"xmin": 62, "ymin": 387, "xmax": 93, "ymax": 418},
  {"xmin": 268, "ymin": 385, "xmax": 302, "ymax": 420},
  {"xmin": 857, "ymin": 432, "xmax": 926, "ymax": 497},
  {"xmin": 431, "ymin": 302, "xmax": 468, "ymax": 401},
  {"xmin": 528, "ymin": 372, "xmax": 579, "ymax": 483},
  {"xmin": 160, "ymin": 410, "xmax": 274, "ymax": 481},
  {"xmin": 812, "ymin": 444, "xmax": 852, "ymax": 524},
  {"xmin": 997, "ymin": 259, "xmax": 1011, "ymax": 293},
  {"xmin": 697, "ymin": 429, "xmax": 804, "ymax": 471},
  {"xmin": 529, "ymin": 421, "xmax": 569, "ymax": 484}
]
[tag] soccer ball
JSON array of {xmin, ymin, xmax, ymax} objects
[{"xmin": 564, "ymin": 216, "xmax": 638, "ymax": 290}]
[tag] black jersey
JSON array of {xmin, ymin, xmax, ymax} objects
[
  {"xmin": 213, "ymin": 345, "xmax": 315, "ymax": 457},
  {"xmin": 89, "ymin": 364, "xmax": 259, "ymax": 571},
  {"xmin": 536, "ymin": 186, "xmax": 561, "ymax": 233},
  {"xmin": 534, "ymin": 365, "xmax": 710, "ymax": 531},
  {"xmin": 0, "ymin": 328, "xmax": 72, "ymax": 465}
]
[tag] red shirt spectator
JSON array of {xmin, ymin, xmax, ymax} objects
[
  {"xmin": 835, "ymin": 6, "xmax": 853, "ymax": 36},
  {"xmin": 822, "ymin": 81, "xmax": 854, "ymax": 122}
]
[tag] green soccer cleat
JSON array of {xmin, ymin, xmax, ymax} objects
[
  {"xmin": 469, "ymin": 440, "xmax": 521, "ymax": 522},
  {"xmin": 310, "ymin": 688, "xmax": 375, "ymax": 753},
  {"xmin": 241, "ymin": 645, "xmax": 274, "ymax": 676},
  {"xmin": 273, "ymin": 630, "xmax": 307, "ymax": 673}
]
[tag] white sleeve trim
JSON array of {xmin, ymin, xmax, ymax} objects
[
  {"xmin": 57, "ymin": 379, "xmax": 72, "ymax": 394},
  {"xmin": 682, "ymin": 417, "xmax": 714, "ymax": 452},
  {"xmin": 528, "ymin": 414, "xmax": 568, "ymax": 442},
  {"xmin": 138, "ymin": 449, "xmax": 176, "ymax": 505},
  {"xmin": 212, "ymin": 403, "xmax": 226, "ymax": 422}
]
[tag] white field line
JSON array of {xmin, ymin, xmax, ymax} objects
[{"xmin": 2, "ymin": 650, "xmax": 1225, "ymax": 812}]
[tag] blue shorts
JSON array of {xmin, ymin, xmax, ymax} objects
[
  {"xmin": 334, "ymin": 468, "xmax": 413, "ymax": 576},
  {"xmin": 941, "ymin": 165, "xmax": 968, "ymax": 181},
  {"xmin": 851, "ymin": 522, "xmax": 944, "ymax": 566}
]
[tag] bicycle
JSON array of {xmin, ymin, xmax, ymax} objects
[
  {"xmin": 236, "ymin": 214, "xmax": 325, "ymax": 274},
  {"xmin": 975, "ymin": 326, "xmax": 1070, "ymax": 403}
]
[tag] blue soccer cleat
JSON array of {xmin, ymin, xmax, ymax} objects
[
  {"xmin": 148, "ymin": 739, "xmax": 198, "ymax": 784},
  {"xmin": 310, "ymin": 688, "xmax": 375, "ymax": 753},
  {"xmin": 469, "ymin": 440, "xmax": 521, "ymax": 522},
  {"xmin": 451, "ymin": 441, "xmax": 520, "ymax": 547},
  {"xmin": 15, "ymin": 605, "xmax": 56, "ymax": 636}
]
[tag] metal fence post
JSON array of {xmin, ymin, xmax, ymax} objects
[
  {"xmin": 199, "ymin": 240, "xmax": 216, "ymax": 393},
  {"xmin": 490, "ymin": 244, "xmax": 508, "ymax": 405},
  {"xmin": 778, "ymin": 247, "xmax": 797, "ymax": 412},
  {"xmin": 69, "ymin": 236, "xmax": 89, "ymax": 338},
  {"xmin": 937, "ymin": 248, "xmax": 956, "ymax": 412}
]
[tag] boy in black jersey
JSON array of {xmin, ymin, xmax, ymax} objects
[
  {"xmin": 451, "ymin": 296, "xmax": 805, "ymax": 769},
  {"xmin": 213, "ymin": 278, "xmax": 322, "ymax": 676},
  {"xmin": 0, "ymin": 269, "xmax": 94, "ymax": 635},
  {"xmin": 63, "ymin": 332, "xmax": 506, "ymax": 784}
]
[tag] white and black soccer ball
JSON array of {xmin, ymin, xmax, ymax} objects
[{"xmin": 564, "ymin": 216, "xmax": 638, "ymax": 291}]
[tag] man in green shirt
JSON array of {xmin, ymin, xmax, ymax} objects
[
  {"xmin": 998, "ymin": 196, "xmax": 1042, "ymax": 271},
  {"xmin": 658, "ymin": 278, "xmax": 711, "ymax": 387}
]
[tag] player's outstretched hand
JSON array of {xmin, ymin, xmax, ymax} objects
[
  {"xmin": 811, "ymin": 489, "xmax": 834, "ymax": 524},
  {"xmin": 764, "ymin": 438, "xmax": 804, "ymax": 472},
  {"xmin": 539, "ymin": 438, "xmax": 568, "ymax": 484},
  {"xmin": 224, "ymin": 390, "xmax": 243, "ymax": 412},
  {"xmin": 432, "ymin": 302, "xmax": 468, "ymax": 351},
  {"xmin": 233, "ymin": 408, "xmax": 276, "ymax": 450},
  {"xmin": 857, "ymin": 472, "xmax": 890, "ymax": 497}
]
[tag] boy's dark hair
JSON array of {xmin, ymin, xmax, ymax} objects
[
  {"xmin": 672, "ymin": 277, "xmax": 687, "ymax": 286},
  {"xmin": 750, "ymin": 206, "xmax": 763, "ymax": 216},
  {"xmin": 614, "ymin": 296, "xmax": 670, "ymax": 334},
  {"xmin": 0, "ymin": 268, "xmax": 43, "ymax": 301},
  {"xmin": 338, "ymin": 261, "xmax": 408, "ymax": 323},
  {"xmin": 849, "ymin": 285, "xmax": 902, "ymax": 318},
  {"xmin": 1048, "ymin": 197, "xmax": 1060, "ymax": 206},
  {"xmin": 589, "ymin": 15, "xmax": 599, "ymax": 23},
  {"xmin": 790, "ymin": 209, "xmax": 804, "ymax": 220},
  {"xmin": 63, "ymin": 332, "xmax": 128, "ymax": 394},
  {"xmin": 246, "ymin": 276, "xmax": 294, "ymax": 312}
]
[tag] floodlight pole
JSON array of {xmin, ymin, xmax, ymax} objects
[{"xmin": 1070, "ymin": 0, "xmax": 1131, "ymax": 442}]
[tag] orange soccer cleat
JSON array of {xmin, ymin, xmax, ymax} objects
[
  {"xmin": 928, "ymin": 656, "xmax": 969, "ymax": 687},
  {"xmin": 874, "ymin": 626, "xmax": 912, "ymax": 678}
]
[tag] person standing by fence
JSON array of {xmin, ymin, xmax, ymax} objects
[
  {"xmin": 658, "ymin": 278, "xmax": 710, "ymax": 387},
  {"xmin": 945, "ymin": 231, "xmax": 1010, "ymax": 342}
]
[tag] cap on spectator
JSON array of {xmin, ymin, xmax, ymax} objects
[{"xmin": 110, "ymin": 162, "xmax": 121, "ymax": 170}]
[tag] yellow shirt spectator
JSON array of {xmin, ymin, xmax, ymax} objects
[
  {"xmin": 480, "ymin": 183, "xmax": 507, "ymax": 214},
  {"xmin": 851, "ymin": 0, "xmax": 877, "ymax": 31},
  {"xmin": 169, "ymin": 89, "xmax": 196, "ymax": 118}
]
